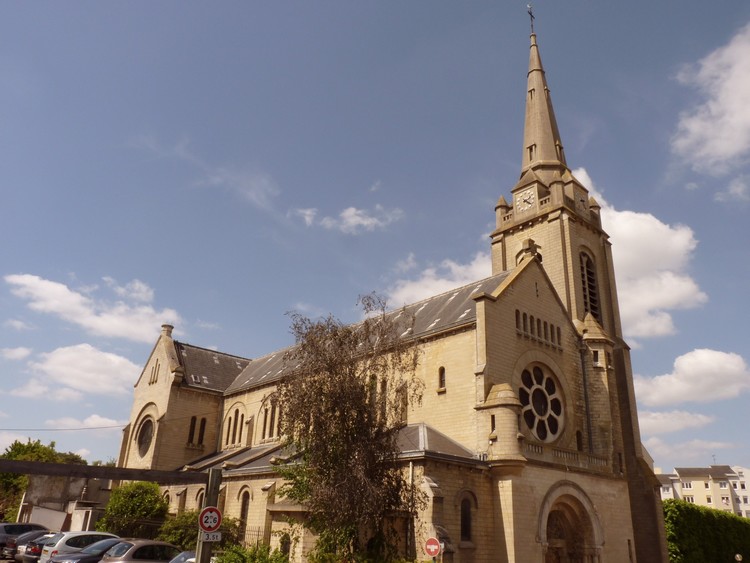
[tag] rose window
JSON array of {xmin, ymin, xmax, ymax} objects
[{"xmin": 519, "ymin": 366, "xmax": 564, "ymax": 442}]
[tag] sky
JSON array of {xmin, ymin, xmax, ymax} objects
[{"xmin": 1, "ymin": 1, "xmax": 749, "ymax": 472}]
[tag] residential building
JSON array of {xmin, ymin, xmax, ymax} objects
[{"xmin": 658, "ymin": 465, "xmax": 750, "ymax": 518}]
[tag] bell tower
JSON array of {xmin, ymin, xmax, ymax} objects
[
  {"xmin": 491, "ymin": 29, "xmax": 668, "ymax": 562},
  {"xmin": 490, "ymin": 32, "xmax": 626, "ymax": 343}
]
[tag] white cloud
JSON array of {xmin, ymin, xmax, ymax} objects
[
  {"xmin": 386, "ymin": 252, "xmax": 491, "ymax": 306},
  {"xmin": 45, "ymin": 414, "xmax": 124, "ymax": 430},
  {"xmin": 644, "ymin": 436, "xmax": 735, "ymax": 466},
  {"xmin": 199, "ymin": 167, "xmax": 280, "ymax": 210},
  {"xmin": 103, "ymin": 277, "xmax": 154, "ymax": 303},
  {"xmin": 393, "ymin": 253, "xmax": 417, "ymax": 274},
  {"xmin": 1, "ymin": 347, "xmax": 32, "ymax": 361},
  {"xmin": 10, "ymin": 378, "xmax": 53, "ymax": 398},
  {"xmin": 638, "ymin": 410, "xmax": 715, "ymax": 435},
  {"xmin": 715, "ymin": 174, "xmax": 750, "ymax": 202},
  {"xmin": 574, "ymin": 168, "xmax": 707, "ymax": 340},
  {"xmin": 29, "ymin": 344, "xmax": 142, "ymax": 397},
  {"xmin": 5, "ymin": 274, "xmax": 181, "ymax": 343},
  {"xmin": 320, "ymin": 205, "xmax": 404, "ymax": 235},
  {"xmin": 635, "ymin": 349, "xmax": 750, "ymax": 407},
  {"xmin": 4, "ymin": 319, "xmax": 32, "ymax": 331},
  {"xmin": 134, "ymin": 135, "xmax": 281, "ymax": 210},
  {"xmin": 671, "ymin": 22, "xmax": 750, "ymax": 175},
  {"xmin": 290, "ymin": 208, "xmax": 318, "ymax": 226}
]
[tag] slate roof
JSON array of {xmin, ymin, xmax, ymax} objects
[
  {"xmin": 675, "ymin": 465, "xmax": 735, "ymax": 480},
  {"xmin": 173, "ymin": 342, "xmax": 251, "ymax": 393},
  {"xmin": 223, "ymin": 271, "xmax": 510, "ymax": 395},
  {"xmin": 177, "ymin": 423, "xmax": 478, "ymax": 475}
]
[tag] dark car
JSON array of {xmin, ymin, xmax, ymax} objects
[
  {"xmin": 21, "ymin": 534, "xmax": 55, "ymax": 563},
  {"xmin": 100, "ymin": 541, "xmax": 180, "ymax": 563},
  {"xmin": 47, "ymin": 539, "xmax": 122, "ymax": 563},
  {"xmin": 3, "ymin": 530, "xmax": 50, "ymax": 561},
  {"xmin": 0, "ymin": 525, "xmax": 48, "ymax": 551}
]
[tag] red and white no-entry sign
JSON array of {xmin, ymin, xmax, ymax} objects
[
  {"xmin": 199, "ymin": 506, "xmax": 222, "ymax": 533},
  {"xmin": 425, "ymin": 537, "xmax": 441, "ymax": 557}
]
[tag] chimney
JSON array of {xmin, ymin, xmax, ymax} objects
[{"xmin": 161, "ymin": 324, "xmax": 174, "ymax": 338}]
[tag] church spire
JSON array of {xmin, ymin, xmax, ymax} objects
[{"xmin": 521, "ymin": 33, "xmax": 566, "ymax": 174}]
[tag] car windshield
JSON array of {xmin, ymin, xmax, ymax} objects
[
  {"xmin": 80, "ymin": 539, "xmax": 121, "ymax": 555},
  {"xmin": 104, "ymin": 543, "xmax": 132, "ymax": 558},
  {"xmin": 168, "ymin": 552, "xmax": 195, "ymax": 563}
]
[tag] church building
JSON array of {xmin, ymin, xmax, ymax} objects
[{"xmin": 119, "ymin": 30, "xmax": 669, "ymax": 563}]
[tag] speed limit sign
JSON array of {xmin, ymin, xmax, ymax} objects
[{"xmin": 199, "ymin": 506, "xmax": 222, "ymax": 533}]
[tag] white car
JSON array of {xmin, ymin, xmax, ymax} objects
[{"xmin": 39, "ymin": 533, "xmax": 118, "ymax": 563}]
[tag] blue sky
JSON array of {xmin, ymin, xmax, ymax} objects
[{"xmin": 1, "ymin": 1, "xmax": 749, "ymax": 471}]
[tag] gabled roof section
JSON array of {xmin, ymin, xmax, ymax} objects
[
  {"xmin": 173, "ymin": 342, "xmax": 251, "ymax": 392},
  {"xmin": 397, "ymin": 423, "xmax": 476, "ymax": 463},
  {"xmin": 224, "ymin": 272, "xmax": 511, "ymax": 395}
]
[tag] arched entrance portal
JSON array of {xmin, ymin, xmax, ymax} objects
[{"xmin": 538, "ymin": 481, "xmax": 603, "ymax": 563}]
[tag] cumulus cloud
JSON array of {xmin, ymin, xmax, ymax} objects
[
  {"xmin": 28, "ymin": 344, "xmax": 142, "ymax": 397},
  {"xmin": 638, "ymin": 410, "xmax": 715, "ymax": 435},
  {"xmin": 635, "ymin": 349, "xmax": 750, "ymax": 407},
  {"xmin": 715, "ymin": 175, "xmax": 750, "ymax": 202},
  {"xmin": 5, "ymin": 274, "xmax": 180, "ymax": 343},
  {"xmin": 1, "ymin": 347, "xmax": 32, "ymax": 361},
  {"xmin": 671, "ymin": 22, "xmax": 750, "ymax": 175},
  {"xmin": 45, "ymin": 414, "xmax": 124, "ymax": 431},
  {"xmin": 290, "ymin": 204, "xmax": 403, "ymax": 234},
  {"xmin": 644, "ymin": 436, "xmax": 735, "ymax": 466},
  {"xmin": 103, "ymin": 277, "xmax": 154, "ymax": 303},
  {"xmin": 575, "ymin": 168, "xmax": 708, "ymax": 340},
  {"xmin": 386, "ymin": 252, "xmax": 491, "ymax": 306}
]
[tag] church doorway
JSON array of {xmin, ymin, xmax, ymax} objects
[{"xmin": 539, "ymin": 483, "xmax": 603, "ymax": 563}]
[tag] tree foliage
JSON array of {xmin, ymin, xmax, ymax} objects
[
  {"xmin": 96, "ymin": 481, "xmax": 168, "ymax": 538},
  {"xmin": 0, "ymin": 439, "xmax": 86, "ymax": 520},
  {"xmin": 276, "ymin": 293, "xmax": 423, "ymax": 559},
  {"xmin": 663, "ymin": 499, "xmax": 750, "ymax": 563},
  {"xmin": 157, "ymin": 510, "xmax": 241, "ymax": 551},
  {"xmin": 214, "ymin": 544, "xmax": 288, "ymax": 563}
]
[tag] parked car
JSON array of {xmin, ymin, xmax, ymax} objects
[
  {"xmin": 3, "ymin": 530, "xmax": 50, "ymax": 561},
  {"xmin": 21, "ymin": 534, "xmax": 55, "ymax": 563},
  {"xmin": 167, "ymin": 552, "xmax": 194, "ymax": 563},
  {"xmin": 100, "ymin": 540, "xmax": 180, "ymax": 563},
  {"xmin": 39, "ymin": 534, "xmax": 117, "ymax": 563},
  {"xmin": 46, "ymin": 539, "xmax": 122, "ymax": 563},
  {"xmin": 0, "ymin": 525, "xmax": 48, "ymax": 551}
]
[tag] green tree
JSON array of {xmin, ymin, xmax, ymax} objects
[
  {"xmin": 214, "ymin": 544, "xmax": 288, "ymax": 563},
  {"xmin": 96, "ymin": 481, "xmax": 168, "ymax": 538},
  {"xmin": 275, "ymin": 294, "xmax": 423, "ymax": 560},
  {"xmin": 0, "ymin": 439, "xmax": 86, "ymax": 520},
  {"xmin": 157, "ymin": 510, "xmax": 241, "ymax": 551}
]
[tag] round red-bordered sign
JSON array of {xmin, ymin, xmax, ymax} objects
[
  {"xmin": 425, "ymin": 537, "xmax": 441, "ymax": 557},
  {"xmin": 199, "ymin": 506, "xmax": 222, "ymax": 533}
]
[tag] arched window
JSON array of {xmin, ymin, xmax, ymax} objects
[
  {"xmin": 232, "ymin": 408, "xmax": 239, "ymax": 444},
  {"xmin": 269, "ymin": 404, "xmax": 277, "ymax": 437},
  {"xmin": 530, "ymin": 316, "xmax": 535, "ymax": 336},
  {"xmin": 197, "ymin": 490, "xmax": 205, "ymax": 510},
  {"xmin": 580, "ymin": 253, "xmax": 601, "ymax": 323},
  {"xmin": 460, "ymin": 497, "xmax": 472, "ymax": 542},
  {"xmin": 187, "ymin": 416, "xmax": 197, "ymax": 444},
  {"xmin": 544, "ymin": 322, "xmax": 549, "ymax": 341},
  {"xmin": 225, "ymin": 416, "xmax": 232, "ymax": 445},
  {"xmin": 515, "ymin": 310, "xmax": 521, "ymax": 330},
  {"xmin": 239, "ymin": 490, "xmax": 250, "ymax": 532},
  {"xmin": 238, "ymin": 414, "xmax": 244, "ymax": 444},
  {"xmin": 537, "ymin": 318, "xmax": 542, "ymax": 337},
  {"xmin": 279, "ymin": 533, "xmax": 291, "ymax": 557},
  {"xmin": 198, "ymin": 418, "xmax": 206, "ymax": 445},
  {"xmin": 262, "ymin": 408, "xmax": 269, "ymax": 440},
  {"xmin": 438, "ymin": 367, "xmax": 446, "ymax": 389}
]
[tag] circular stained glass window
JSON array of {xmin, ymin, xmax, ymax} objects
[
  {"xmin": 518, "ymin": 366, "xmax": 564, "ymax": 442},
  {"xmin": 137, "ymin": 418, "xmax": 154, "ymax": 457}
]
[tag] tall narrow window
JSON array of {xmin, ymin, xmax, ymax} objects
[
  {"xmin": 460, "ymin": 498, "xmax": 472, "ymax": 542},
  {"xmin": 580, "ymin": 253, "xmax": 601, "ymax": 322},
  {"xmin": 438, "ymin": 367, "xmax": 446, "ymax": 389},
  {"xmin": 232, "ymin": 408, "xmax": 239, "ymax": 444},
  {"xmin": 515, "ymin": 310, "xmax": 521, "ymax": 330},
  {"xmin": 262, "ymin": 408, "xmax": 269, "ymax": 439},
  {"xmin": 187, "ymin": 416, "xmax": 197, "ymax": 444},
  {"xmin": 269, "ymin": 404, "xmax": 277, "ymax": 438},
  {"xmin": 197, "ymin": 418, "xmax": 206, "ymax": 445},
  {"xmin": 238, "ymin": 414, "xmax": 244, "ymax": 444},
  {"xmin": 239, "ymin": 491, "xmax": 250, "ymax": 532},
  {"xmin": 226, "ymin": 417, "xmax": 232, "ymax": 445}
]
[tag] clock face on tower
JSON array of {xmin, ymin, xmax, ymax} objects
[{"xmin": 517, "ymin": 188, "xmax": 535, "ymax": 211}]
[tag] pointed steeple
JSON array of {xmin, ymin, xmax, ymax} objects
[{"xmin": 521, "ymin": 33, "xmax": 566, "ymax": 174}]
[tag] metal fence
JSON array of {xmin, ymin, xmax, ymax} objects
[{"xmin": 241, "ymin": 527, "xmax": 264, "ymax": 548}]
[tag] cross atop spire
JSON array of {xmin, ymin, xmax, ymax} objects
[
  {"xmin": 520, "ymin": 31, "xmax": 567, "ymax": 174},
  {"xmin": 527, "ymin": 4, "xmax": 535, "ymax": 34}
]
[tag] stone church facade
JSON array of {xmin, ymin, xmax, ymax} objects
[{"xmin": 119, "ymin": 32, "xmax": 668, "ymax": 563}]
